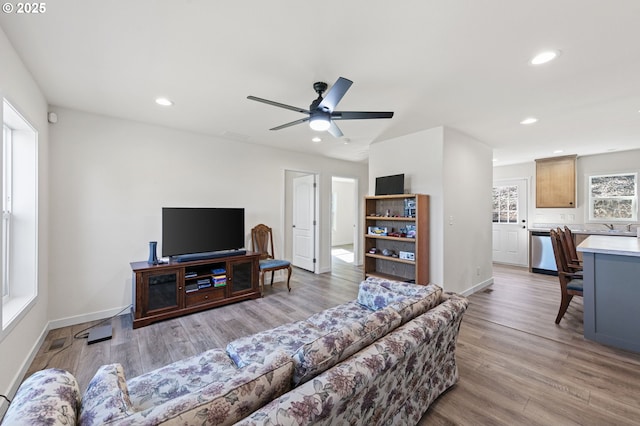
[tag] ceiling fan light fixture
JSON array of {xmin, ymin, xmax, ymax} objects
[
  {"xmin": 155, "ymin": 97, "xmax": 174, "ymax": 106},
  {"xmin": 530, "ymin": 50, "xmax": 560, "ymax": 65},
  {"xmin": 309, "ymin": 115, "xmax": 330, "ymax": 131}
]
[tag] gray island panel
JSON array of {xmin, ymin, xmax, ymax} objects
[{"xmin": 578, "ymin": 236, "xmax": 640, "ymax": 353}]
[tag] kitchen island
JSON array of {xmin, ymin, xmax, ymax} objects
[{"xmin": 577, "ymin": 235, "xmax": 640, "ymax": 353}]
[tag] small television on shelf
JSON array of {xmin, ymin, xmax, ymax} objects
[
  {"xmin": 162, "ymin": 207, "xmax": 245, "ymax": 261},
  {"xmin": 375, "ymin": 173, "xmax": 405, "ymax": 195}
]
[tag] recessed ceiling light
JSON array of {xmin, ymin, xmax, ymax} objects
[
  {"xmin": 312, "ymin": 137, "xmax": 321, "ymax": 143},
  {"xmin": 155, "ymin": 97, "xmax": 173, "ymax": 106},
  {"xmin": 530, "ymin": 50, "xmax": 560, "ymax": 65},
  {"xmin": 553, "ymin": 150, "xmax": 564, "ymax": 154},
  {"xmin": 520, "ymin": 117, "xmax": 538, "ymax": 125}
]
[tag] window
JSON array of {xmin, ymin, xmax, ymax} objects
[
  {"xmin": 2, "ymin": 124, "xmax": 11, "ymax": 300},
  {"xmin": 588, "ymin": 173, "xmax": 637, "ymax": 222},
  {"xmin": 1, "ymin": 99, "xmax": 38, "ymax": 334},
  {"xmin": 492, "ymin": 185, "xmax": 518, "ymax": 223}
]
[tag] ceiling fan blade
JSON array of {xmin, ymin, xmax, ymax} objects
[
  {"xmin": 327, "ymin": 121, "xmax": 344, "ymax": 138},
  {"xmin": 332, "ymin": 111, "xmax": 394, "ymax": 120},
  {"xmin": 318, "ymin": 77, "xmax": 353, "ymax": 112},
  {"xmin": 247, "ymin": 96, "xmax": 310, "ymax": 114},
  {"xmin": 270, "ymin": 117, "xmax": 310, "ymax": 131}
]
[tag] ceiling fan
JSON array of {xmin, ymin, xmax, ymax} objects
[{"xmin": 247, "ymin": 77, "xmax": 394, "ymax": 138}]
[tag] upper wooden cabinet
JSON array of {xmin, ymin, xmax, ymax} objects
[{"xmin": 535, "ymin": 154, "xmax": 576, "ymax": 208}]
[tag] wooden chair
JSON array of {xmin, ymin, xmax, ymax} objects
[
  {"xmin": 557, "ymin": 226, "xmax": 582, "ymax": 273},
  {"xmin": 251, "ymin": 224, "xmax": 292, "ymax": 297},
  {"xmin": 550, "ymin": 229, "xmax": 583, "ymax": 324}
]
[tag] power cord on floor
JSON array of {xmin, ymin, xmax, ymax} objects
[
  {"xmin": 72, "ymin": 304, "xmax": 133, "ymax": 340},
  {"xmin": 43, "ymin": 304, "xmax": 133, "ymax": 368},
  {"xmin": 1, "ymin": 394, "xmax": 10, "ymax": 404}
]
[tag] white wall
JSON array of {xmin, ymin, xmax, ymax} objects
[
  {"xmin": 494, "ymin": 149, "xmax": 640, "ymax": 228},
  {"xmin": 0, "ymin": 26, "xmax": 49, "ymax": 414},
  {"xmin": 369, "ymin": 126, "xmax": 493, "ymax": 294},
  {"xmin": 442, "ymin": 128, "xmax": 494, "ymax": 294},
  {"xmin": 47, "ymin": 107, "xmax": 368, "ymax": 323},
  {"xmin": 369, "ymin": 127, "xmax": 445, "ymax": 283}
]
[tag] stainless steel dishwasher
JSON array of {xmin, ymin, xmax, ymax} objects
[{"xmin": 530, "ymin": 231, "xmax": 558, "ymax": 275}]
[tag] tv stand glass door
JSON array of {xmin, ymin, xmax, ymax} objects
[{"xmin": 143, "ymin": 269, "xmax": 182, "ymax": 315}]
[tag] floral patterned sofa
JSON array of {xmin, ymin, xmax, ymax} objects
[{"xmin": 1, "ymin": 278, "xmax": 467, "ymax": 426}]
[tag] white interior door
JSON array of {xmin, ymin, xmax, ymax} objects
[
  {"xmin": 293, "ymin": 174, "xmax": 316, "ymax": 271},
  {"xmin": 492, "ymin": 178, "xmax": 529, "ymax": 266}
]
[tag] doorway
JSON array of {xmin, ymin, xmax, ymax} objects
[{"xmin": 331, "ymin": 177, "xmax": 358, "ymax": 266}]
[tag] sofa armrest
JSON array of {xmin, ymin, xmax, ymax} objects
[{"xmin": 1, "ymin": 369, "xmax": 80, "ymax": 426}]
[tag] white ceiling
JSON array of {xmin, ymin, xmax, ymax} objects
[{"xmin": 1, "ymin": 1, "xmax": 639, "ymax": 165}]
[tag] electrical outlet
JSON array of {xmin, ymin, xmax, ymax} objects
[{"xmin": 449, "ymin": 215, "xmax": 454, "ymax": 226}]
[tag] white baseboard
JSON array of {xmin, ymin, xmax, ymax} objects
[
  {"xmin": 460, "ymin": 277, "xmax": 494, "ymax": 297},
  {"xmin": 48, "ymin": 305, "xmax": 131, "ymax": 330},
  {"xmin": 1, "ymin": 322, "xmax": 49, "ymax": 418}
]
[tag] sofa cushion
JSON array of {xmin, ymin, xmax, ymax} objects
[
  {"xmin": 122, "ymin": 349, "xmax": 293, "ymax": 425},
  {"xmin": 365, "ymin": 276, "xmax": 443, "ymax": 301},
  {"xmin": 292, "ymin": 305, "xmax": 402, "ymax": 386},
  {"xmin": 2, "ymin": 368, "xmax": 80, "ymax": 426},
  {"xmin": 127, "ymin": 348, "xmax": 238, "ymax": 411},
  {"xmin": 357, "ymin": 279, "xmax": 412, "ymax": 310},
  {"xmin": 79, "ymin": 363, "xmax": 134, "ymax": 425},
  {"xmin": 358, "ymin": 279, "xmax": 443, "ymax": 322},
  {"xmin": 226, "ymin": 321, "xmax": 326, "ymax": 368},
  {"xmin": 305, "ymin": 300, "xmax": 381, "ymax": 331}
]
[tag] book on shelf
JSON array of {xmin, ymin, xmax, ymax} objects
[
  {"xmin": 185, "ymin": 283, "xmax": 199, "ymax": 293},
  {"xmin": 211, "ymin": 268, "xmax": 226, "ymax": 275},
  {"xmin": 198, "ymin": 281, "xmax": 212, "ymax": 289},
  {"xmin": 185, "ymin": 271, "xmax": 198, "ymax": 278},
  {"xmin": 213, "ymin": 276, "xmax": 227, "ymax": 287}
]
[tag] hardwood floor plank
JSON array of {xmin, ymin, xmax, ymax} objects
[{"xmin": 21, "ymin": 259, "xmax": 640, "ymax": 424}]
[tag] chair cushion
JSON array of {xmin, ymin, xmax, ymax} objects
[
  {"xmin": 2, "ymin": 368, "xmax": 80, "ymax": 426},
  {"xmin": 79, "ymin": 363, "xmax": 135, "ymax": 425},
  {"xmin": 568, "ymin": 279, "xmax": 583, "ymax": 292},
  {"xmin": 259, "ymin": 259, "xmax": 290, "ymax": 270}
]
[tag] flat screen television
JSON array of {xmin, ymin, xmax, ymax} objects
[
  {"xmin": 162, "ymin": 207, "xmax": 245, "ymax": 259},
  {"xmin": 375, "ymin": 174, "xmax": 405, "ymax": 195}
]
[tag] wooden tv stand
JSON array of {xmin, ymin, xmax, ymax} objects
[{"xmin": 130, "ymin": 251, "xmax": 260, "ymax": 328}]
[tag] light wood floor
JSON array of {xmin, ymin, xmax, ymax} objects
[{"xmin": 26, "ymin": 260, "xmax": 640, "ymax": 425}]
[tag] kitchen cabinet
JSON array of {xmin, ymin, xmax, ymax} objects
[{"xmin": 535, "ymin": 155, "xmax": 576, "ymax": 208}]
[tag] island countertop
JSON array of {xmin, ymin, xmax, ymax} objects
[{"xmin": 577, "ymin": 235, "xmax": 640, "ymax": 257}]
